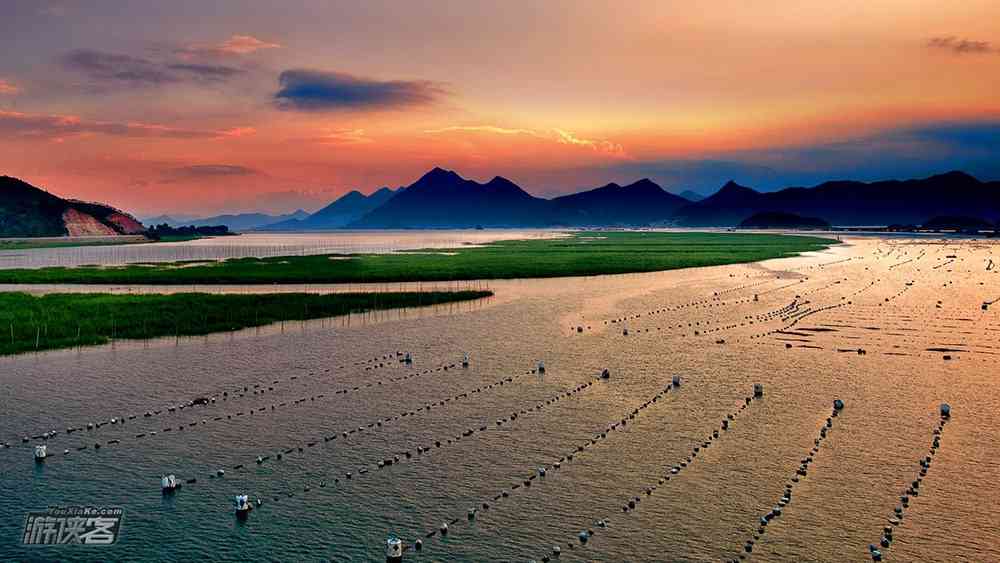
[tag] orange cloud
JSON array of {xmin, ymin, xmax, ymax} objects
[
  {"xmin": 178, "ymin": 34, "xmax": 282, "ymax": 58},
  {"xmin": 425, "ymin": 124, "xmax": 627, "ymax": 157},
  {"xmin": 220, "ymin": 126, "xmax": 257, "ymax": 138},
  {"xmin": 215, "ymin": 34, "xmax": 282, "ymax": 55},
  {"xmin": 927, "ymin": 36, "xmax": 996, "ymax": 55},
  {"xmin": 423, "ymin": 125, "xmax": 544, "ymax": 138},
  {"xmin": 313, "ymin": 129, "xmax": 373, "ymax": 145},
  {"xmin": 554, "ymin": 128, "xmax": 627, "ymax": 157},
  {"xmin": 0, "ymin": 79, "xmax": 19, "ymax": 95},
  {"xmin": 0, "ymin": 110, "xmax": 252, "ymax": 140}
]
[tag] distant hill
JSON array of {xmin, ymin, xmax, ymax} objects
[
  {"xmin": 141, "ymin": 213, "xmax": 200, "ymax": 226},
  {"xmin": 678, "ymin": 190, "xmax": 705, "ymax": 202},
  {"xmin": 182, "ymin": 210, "xmax": 309, "ymax": 232},
  {"xmin": 549, "ymin": 179, "xmax": 690, "ymax": 226},
  {"xmin": 0, "ymin": 176, "xmax": 144, "ymax": 237},
  {"xmin": 676, "ymin": 171, "xmax": 1000, "ymax": 227},
  {"xmin": 738, "ymin": 211, "xmax": 830, "ymax": 230},
  {"xmin": 264, "ymin": 188, "xmax": 398, "ymax": 230},
  {"xmin": 351, "ymin": 168, "xmax": 550, "ymax": 228}
]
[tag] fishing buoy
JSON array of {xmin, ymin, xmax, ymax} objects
[
  {"xmin": 385, "ymin": 535, "xmax": 404, "ymax": 562},
  {"xmin": 234, "ymin": 494, "xmax": 252, "ymax": 518},
  {"xmin": 161, "ymin": 474, "xmax": 179, "ymax": 493},
  {"xmin": 940, "ymin": 403, "xmax": 951, "ymax": 418},
  {"xmin": 33, "ymin": 445, "xmax": 47, "ymax": 462},
  {"xmin": 833, "ymin": 399, "xmax": 845, "ymax": 411},
  {"xmin": 578, "ymin": 531, "xmax": 589, "ymax": 543}
]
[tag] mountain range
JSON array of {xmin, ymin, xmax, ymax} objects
[
  {"xmin": 4, "ymin": 168, "xmax": 1000, "ymax": 237},
  {"xmin": 346, "ymin": 168, "xmax": 692, "ymax": 228},
  {"xmin": 342, "ymin": 168, "xmax": 1000, "ymax": 228},
  {"xmin": 143, "ymin": 210, "xmax": 308, "ymax": 231},
  {"xmin": 673, "ymin": 171, "xmax": 1000, "ymax": 227}
]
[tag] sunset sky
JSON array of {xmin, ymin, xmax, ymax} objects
[{"xmin": 1, "ymin": 0, "xmax": 999, "ymax": 216}]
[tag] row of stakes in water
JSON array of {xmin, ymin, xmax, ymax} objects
[
  {"xmin": 383, "ymin": 377, "xmax": 761, "ymax": 563},
  {"xmin": 148, "ymin": 355, "xmax": 538, "ymax": 498},
  {"xmin": 8, "ymin": 350, "xmax": 418, "ymax": 448},
  {"xmin": 22, "ymin": 352, "xmax": 472, "ymax": 460},
  {"xmin": 867, "ymin": 403, "xmax": 951, "ymax": 562}
]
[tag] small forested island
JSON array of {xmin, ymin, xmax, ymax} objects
[
  {"xmin": 738, "ymin": 211, "xmax": 831, "ymax": 230},
  {"xmin": 146, "ymin": 223, "xmax": 233, "ymax": 240},
  {"xmin": 921, "ymin": 216, "xmax": 997, "ymax": 233}
]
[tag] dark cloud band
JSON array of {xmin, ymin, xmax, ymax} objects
[
  {"xmin": 274, "ymin": 69, "xmax": 444, "ymax": 111},
  {"xmin": 61, "ymin": 49, "xmax": 244, "ymax": 87}
]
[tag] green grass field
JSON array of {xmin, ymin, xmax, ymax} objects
[
  {"xmin": 0, "ymin": 290, "xmax": 491, "ymax": 355},
  {"xmin": 0, "ymin": 232, "xmax": 834, "ymax": 285}
]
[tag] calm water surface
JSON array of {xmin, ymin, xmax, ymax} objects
[{"xmin": 1, "ymin": 236, "xmax": 999, "ymax": 562}]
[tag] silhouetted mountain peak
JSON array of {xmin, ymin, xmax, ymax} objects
[
  {"xmin": 622, "ymin": 178, "xmax": 663, "ymax": 193},
  {"xmin": 485, "ymin": 176, "xmax": 520, "ymax": 190},
  {"xmin": 626, "ymin": 178, "xmax": 659, "ymax": 189},
  {"xmin": 416, "ymin": 167, "xmax": 464, "ymax": 187},
  {"xmin": 720, "ymin": 180, "xmax": 752, "ymax": 192},
  {"xmin": 337, "ymin": 190, "xmax": 366, "ymax": 202}
]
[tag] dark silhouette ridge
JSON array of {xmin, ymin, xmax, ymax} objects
[
  {"xmin": 351, "ymin": 167, "xmax": 550, "ymax": 228},
  {"xmin": 548, "ymin": 178, "xmax": 690, "ymax": 226},
  {"xmin": 263, "ymin": 187, "xmax": 398, "ymax": 230},
  {"xmin": 180, "ymin": 210, "xmax": 308, "ymax": 231},
  {"xmin": 674, "ymin": 171, "xmax": 1000, "ymax": 227},
  {"xmin": 6, "ymin": 168, "xmax": 999, "ymax": 232}
]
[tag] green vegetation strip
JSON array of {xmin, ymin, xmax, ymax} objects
[
  {"xmin": 0, "ymin": 291, "xmax": 491, "ymax": 356},
  {"xmin": 0, "ymin": 232, "xmax": 833, "ymax": 285}
]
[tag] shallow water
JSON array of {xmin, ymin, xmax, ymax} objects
[
  {"xmin": 0, "ymin": 230, "xmax": 563, "ymax": 269},
  {"xmin": 1, "ymin": 236, "xmax": 999, "ymax": 562}
]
